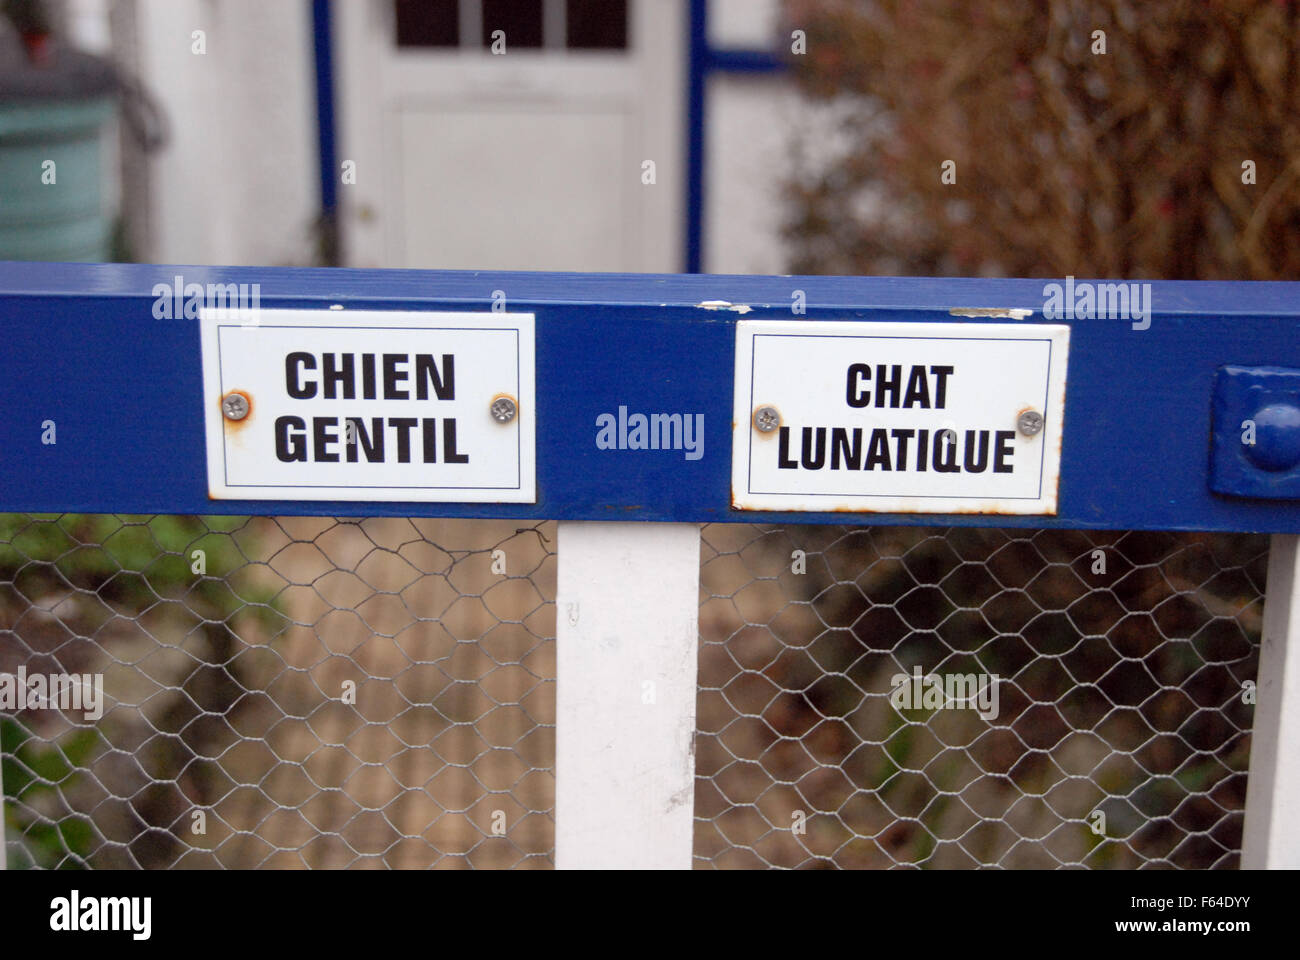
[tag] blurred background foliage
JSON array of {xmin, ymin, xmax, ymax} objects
[{"xmin": 782, "ymin": 0, "xmax": 1300, "ymax": 279}]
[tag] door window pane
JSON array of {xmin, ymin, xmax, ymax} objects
[
  {"xmin": 394, "ymin": 0, "xmax": 460, "ymax": 47},
  {"xmin": 483, "ymin": 0, "xmax": 544, "ymax": 49},
  {"xmin": 566, "ymin": 0, "xmax": 628, "ymax": 49}
]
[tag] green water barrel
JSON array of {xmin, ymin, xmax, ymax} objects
[{"xmin": 0, "ymin": 39, "xmax": 116, "ymax": 262}]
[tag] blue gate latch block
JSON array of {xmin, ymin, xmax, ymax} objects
[{"xmin": 1210, "ymin": 365, "xmax": 1300, "ymax": 500}]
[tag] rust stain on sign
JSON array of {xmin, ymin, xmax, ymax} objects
[{"xmin": 221, "ymin": 390, "xmax": 253, "ymax": 431}]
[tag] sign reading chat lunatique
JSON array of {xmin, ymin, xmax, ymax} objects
[{"xmin": 731, "ymin": 320, "xmax": 1069, "ymax": 515}]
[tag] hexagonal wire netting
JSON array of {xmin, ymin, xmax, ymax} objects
[
  {"xmin": 0, "ymin": 514, "xmax": 557, "ymax": 868},
  {"xmin": 0, "ymin": 515, "xmax": 1269, "ymax": 869},
  {"xmin": 694, "ymin": 524, "xmax": 1268, "ymax": 868}
]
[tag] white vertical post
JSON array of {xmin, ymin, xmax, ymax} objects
[
  {"xmin": 555, "ymin": 522, "xmax": 701, "ymax": 869},
  {"xmin": 1243, "ymin": 534, "xmax": 1300, "ymax": 868}
]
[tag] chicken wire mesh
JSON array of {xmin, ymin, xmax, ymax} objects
[
  {"xmin": 0, "ymin": 515, "xmax": 1270, "ymax": 869},
  {"xmin": 0, "ymin": 514, "xmax": 556, "ymax": 869},
  {"xmin": 694, "ymin": 524, "xmax": 1268, "ymax": 869}
]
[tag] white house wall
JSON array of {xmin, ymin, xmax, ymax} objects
[
  {"xmin": 709, "ymin": 0, "xmax": 782, "ymax": 48},
  {"xmin": 129, "ymin": 0, "xmax": 318, "ymax": 266}
]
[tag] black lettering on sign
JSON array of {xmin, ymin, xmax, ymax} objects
[
  {"xmin": 902, "ymin": 367, "xmax": 930, "ymax": 408},
  {"xmin": 844, "ymin": 364, "xmax": 957, "ymax": 410},
  {"xmin": 416, "ymin": 354, "xmax": 455, "ymax": 400},
  {"xmin": 313, "ymin": 417, "xmax": 340, "ymax": 462},
  {"xmin": 773, "ymin": 423, "xmax": 1016, "ymax": 476},
  {"xmin": 800, "ymin": 427, "xmax": 826, "ymax": 470},
  {"xmin": 323, "ymin": 353, "xmax": 354, "ymax": 400},
  {"xmin": 963, "ymin": 430, "xmax": 989, "ymax": 472},
  {"xmin": 864, "ymin": 429, "xmax": 891, "ymax": 470},
  {"xmin": 272, "ymin": 351, "xmax": 470, "ymax": 467},
  {"xmin": 933, "ymin": 430, "xmax": 960, "ymax": 472},
  {"xmin": 362, "ymin": 354, "xmax": 377, "ymax": 399},
  {"xmin": 444, "ymin": 419, "xmax": 469, "ymax": 464},
  {"xmin": 283, "ymin": 353, "xmax": 457, "ymax": 401},
  {"xmin": 384, "ymin": 355, "xmax": 410, "ymax": 400},
  {"xmin": 286, "ymin": 354, "xmax": 316, "ymax": 399},
  {"xmin": 846, "ymin": 363, "xmax": 871, "ymax": 408},
  {"xmin": 993, "ymin": 431, "xmax": 1015, "ymax": 473},
  {"xmin": 875, "ymin": 365, "xmax": 902, "ymax": 408},
  {"xmin": 930, "ymin": 366, "xmax": 954, "ymax": 408},
  {"xmin": 778, "ymin": 427, "xmax": 798, "ymax": 469},
  {"xmin": 831, "ymin": 428, "xmax": 861, "ymax": 470},
  {"xmin": 346, "ymin": 417, "xmax": 385, "ymax": 463},
  {"xmin": 390, "ymin": 417, "xmax": 418, "ymax": 462},
  {"xmin": 891, "ymin": 429, "xmax": 914, "ymax": 466},
  {"xmin": 780, "ymin": 361, "xmax": 1030, "ymax": 485},
  {"xmin": 276, "ymin": 415, "xmax": 307, "ymax": 461}
]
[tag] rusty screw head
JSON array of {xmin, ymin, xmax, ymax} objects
[
  {"xmin": 490, "ymin": 396, "xmax": 517, "ymax": 423},
  {"xmin": 222, "ymin": 393, "xmax": 249, "ymax": 421},
  {"xmin": 1017, "ymin": 410, "xmax": 1044, "ymax": 437},
  {"xmin": 753, "ymin": 406, "xmax": 781, "ymax": 433}
]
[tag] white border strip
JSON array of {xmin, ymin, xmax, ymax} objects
[{"xmin": 1243, "ymin": 534, "xmax": 1300, "ymax": 868}]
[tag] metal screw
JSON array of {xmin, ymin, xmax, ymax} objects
[
  {"xmin": 1017, "ymin": 410, "xmax": 1044, "ymax": 437},
  {"xmin": 490, "ymin": 396, "xmax": 517, "ymax": 423},
  {"xmin": 753, "ymin": 405, "xmax": 781, "ymax": 433},
  {"xmin": 222, "ymin": 393, "xmax": 249, "ymax": 421}
]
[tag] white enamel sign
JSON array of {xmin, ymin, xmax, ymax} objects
[
  {"xmin": 732, "ymin": 320, "xmax": 1069, "ymax": 514},
  {"xmin": 200, "ymin": 309, "xmax": 535, "ymax": 502}
]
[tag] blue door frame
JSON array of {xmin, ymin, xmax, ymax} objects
[{"xmin": 686, "ymin": 0, "xmax": 786, "ymax": 273}]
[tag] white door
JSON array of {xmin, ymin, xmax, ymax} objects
[{"xmin": 337, "ymin": 0, "xmax": 684, "ymax": 272}]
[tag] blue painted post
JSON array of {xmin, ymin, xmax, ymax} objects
[
  {"xmin": 685, "ymin": 0, "xmax": 707, "ymax": 273},
  {"xmin": 311, "ymin": 0, "xmax": 338, "ymax": 265},
  {"xmin": 683, "ymin": 0, "xmax": 787, "ymax": 273}
]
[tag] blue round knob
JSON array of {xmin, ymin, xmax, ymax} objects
[{"xmin": 1244, "ymin": 403, "xmax": 1300, "ymax": 472}]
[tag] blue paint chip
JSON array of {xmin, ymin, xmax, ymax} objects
[{"xmin": 1210, "ymin": 365, "xmax": 1300, "ymax": 499}]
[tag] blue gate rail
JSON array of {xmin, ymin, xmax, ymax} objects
[{"xmin": 1, "ymin": 260, "xmax": 1298, "ymax": 533}]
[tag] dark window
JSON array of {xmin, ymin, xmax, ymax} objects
[
  {"xmin": 393, "ymin": 0, "xmax": 629, "ymax": 52},
  {"xmin": 394, "ymin": 0, "xmax": 459, "ymax": 47},
  {"xmin": 566, "ymin": 0, "xmax": 628, "ymax": 49},
  {"xmin": 482, "ymin": 0, "xmax": 544, "ymax": 49}
]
